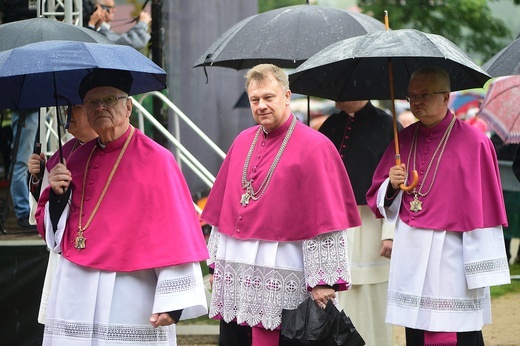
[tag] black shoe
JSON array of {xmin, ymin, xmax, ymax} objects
[{"xmin": 17, "ymin": 217, "xmax": 37, "ymax": 230}]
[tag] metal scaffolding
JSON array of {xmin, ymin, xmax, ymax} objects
[{"xmin": 37, "ymin": 0, "xmax": 83, "ymax": 25}]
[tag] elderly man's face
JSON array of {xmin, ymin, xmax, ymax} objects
[
  {"xmin": 408, "ymin": 73, "xmax": 449, "ymax": 127},
  {"xmin": 84, "ymin": 86, "xmax": 130, "ymax": 138}
]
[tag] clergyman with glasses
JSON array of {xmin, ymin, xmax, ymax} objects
[
  {"xmin": 201, "ymin": 64, "xmax": 361, "ymax": 345},
  {"xmin": 367, "ymin": 66, "xmax": 509, "ymax": 345},
  {"xmin": 35, "ymin": 69, "xmax": 209, "ymax": 345}
]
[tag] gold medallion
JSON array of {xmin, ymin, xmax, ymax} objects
[
  {"xmin": 75, "ymin": 228, "xmax": 86, "ymax": 250},
  {"xmin": 240, "ymin": 192, "xmax": 251, "ymax": 206},
  {"xmin": 410, "ymin": 195, "xmax": 422, "ymax": 213}
]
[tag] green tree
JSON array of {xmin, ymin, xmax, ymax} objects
[
  {"xmin": 358, "ymin": 0, "xmax": 514, "ymax": 63},
  {"xmin": 258, "ymin": 0, "xmax": 307, "ymax": 13}
]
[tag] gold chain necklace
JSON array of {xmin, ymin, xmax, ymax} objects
[
  {"xmin": 406, "ymin": 116, "xmax": 456, "ymax": 213},
  {"xmin": 240, "ymin": 116, "xmax": 297, "ymax": 206},
  {"xmin": 74, "ymin": 126, "xmax": 135, "ymax": 250}
]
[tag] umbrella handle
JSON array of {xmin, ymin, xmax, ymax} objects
[
  {"xmin": 385, "ymin": 11, "xmax": 419, "ymax": 192},
  {"xmin": 34, "ymin": 143, "xmax": 45, "ymax": 180},
  {"xmin": 400, "ymin": 170, "xmax": 418, "ymax": 192}
]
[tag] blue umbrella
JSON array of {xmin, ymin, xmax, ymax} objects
[
  {"xmin": 0, "ymin": 39, "xmax": 167, "ymax": 164},
  {"xmin": 0, "ymin": 40, "xmax": 167, "ymax": 109}
]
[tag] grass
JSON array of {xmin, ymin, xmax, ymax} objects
[{"xmin": 490, "ymin": 262, "xmax": 520, "ymax": 299}]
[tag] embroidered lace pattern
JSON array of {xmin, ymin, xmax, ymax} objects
[
  {"xmin": 44, "ymin": 319, "xmax": 174, "ymax": 343},
  {"xmin": 304, "ymin": 231, "xmax": 351, "ymax": 288},
  {"xmin": 464, "ymin": 258, "xmax": 509, "ymax": 276},
  {"xmin": 387, "ymin": 290, "xmax": 488, "ymax": 312},
  {"xmin": 156, "ymin": 274, "xmax": 198, "ymax": 295},
  {"xmin": 210, "ymin": 260, "xmax": 307, "ymax": 330},
  {"xmin": 209, "ymin": 230, "xmax": 350, "ymax": 330},
  {"xmin": 206, "ymin": 227, "xmax": 220, "ymax": 267}
]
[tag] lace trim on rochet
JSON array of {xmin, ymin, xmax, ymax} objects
[
  {"xmin": 209, "ymin": 230, "xmax": 350, "ymax": 330},
  {"xmin": 44, "ymin": 319, "xmax": 174, "ymax": 343},
  {"xmin": 387, "ymin": 290, "xmax": 489, "ymax": 312},
  {"xmin": 156, "ymin": 274, "xmax": 198, "ymax": 295},
  {"xmin": 464, "ymin": 257, "xmax": 509, "ymax": 276}
]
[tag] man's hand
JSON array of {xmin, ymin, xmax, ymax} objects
[
  {"xmin": 28, "ymin": 152, "xmax": 45, "ymax": 178},
  {"xmin": 149, "ymin": 312, "xmax": 175, "ymax": 328},
  {"xmin": 389, "ymin": 163, "xmax": 407, "ymax": 190},
  {"xmin": 380, "ymin": 239, "xmax": 393, "ymax": 259},
  {"xmin": 48, "ymin": 162, "xmax": 71, "ymax": 195},
  {"xmin": 88, "ymin": 5, "xmax": 107, "ymax": 29},
  {"xmin": 138, "ymin": 11, "xmax": 151, "ymax": 25},
  {"xmin": 311, "ymin": 285, "xmax": 336, "ymax": 310}
]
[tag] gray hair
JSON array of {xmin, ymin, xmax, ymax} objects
[{"xmin": 244, "ymin": 64, "xmax": 290, "ymax": 92}]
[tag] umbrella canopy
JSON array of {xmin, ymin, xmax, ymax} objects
[
  {"xmin": 193, "ymin": 4, "xmax": 385, "ymax": 70},
  {"xmin": 288, "ymin": 29, "xmax": 490, "ymax": 101},
  {"xmin": 477, "ymin": 75, "xmax": 520, "ymax": 144},
  {"xmin": 449, "ymin": 90, "xmax": 485, "ymax": 118},
  {"xmin": 0, "ymin": 40, "xmax": 167, "ymax": 109},
  {"xmin": 482, "ymin": 37, "xmax": 520, "ymax": 77},
  {"xmin": 0, "ymin": 17, "xmax": 113, "ymax": 51}
]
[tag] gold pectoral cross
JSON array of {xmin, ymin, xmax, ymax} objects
[
  {"xmin": 75, "ymin": 227, "xmax": 86, "ymax": 250},
  {"xmin": 410, "ymin": 195, "xmax": 422, "ymax": 213}
]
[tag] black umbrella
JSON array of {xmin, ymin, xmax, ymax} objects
[
  {"xmin": 289, "ymin": 29, "xmax": 490, "ymax": 101},
  {"xmin": 194, "ymin": 3, "xmax": 384, "ymax": 124},
  {"xmin": 289, "ymin": 24, "xmax": 490, "ymax": 191},
  {"xmin": 193, "ymin": 4, "xmax": 385, "ymax": 70},
  {"xmin": 482, "ymin": 37, "xmax": 520, "ymax": 77},
  {"xmin": 281, "ymin": 297, "xmax": 365, "ymax": 346},
  {"xmin": 0, "ymin": 17, "xmax": 113, "ymax": 51}
]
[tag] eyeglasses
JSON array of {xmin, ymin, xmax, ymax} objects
[
  {"xmin": 100, "ymin": 4, "xmax": 115, "ymax": 12},
  {"xmin": 406, "ymin": 91, "xmax": 448, "ymax": 103},
  {"xmin": 84, "ymin": 95, "xmax": 128, "ymax": 109}
]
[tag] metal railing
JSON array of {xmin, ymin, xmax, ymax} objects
[
  {"xmin": 132, "ymin": 92, "xmax": 226, "ymax": 192},
  {"xmin": 40, "ymin": 94, "xmax": 225, "ymax": 214}
]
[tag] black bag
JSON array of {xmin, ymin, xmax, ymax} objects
[{"xmin": 280, "ymin": 297, "xmax": 365, "ymax": 346}]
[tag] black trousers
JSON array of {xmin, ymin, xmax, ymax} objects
[
  {"xmin": 405, "ymin": 328, "xmax": 485, "ymax": 346},
  {"xmin": 218, "ymin": 320, "xmax": 252, "ymax": 346}
]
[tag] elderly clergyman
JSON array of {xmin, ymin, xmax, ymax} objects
[{"xmin": 36, "ymin": 69, "xmax": 209, "ymax": 346}]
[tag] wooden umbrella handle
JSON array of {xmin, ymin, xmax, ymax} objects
[
  {"xmin": 385, "ymin": 11, "xmax": 419, "ymax": 192},
  {"xmin": 400, "ymin": 170, "xmax": 419, "ymax": 192}
]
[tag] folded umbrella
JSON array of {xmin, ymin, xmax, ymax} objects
[{"xmin": 281, "ymin": 297, "xmax": 365, "ymax": 346}]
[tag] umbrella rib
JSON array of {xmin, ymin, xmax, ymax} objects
[{"xmin": 335, "ymin": 59, "xmax": 363, "ymax": 101}]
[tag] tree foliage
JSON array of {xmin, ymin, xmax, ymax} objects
[
  {"xmin": 357, "ymin": 0, "xmax": 514, "ymax": 63},
  {"xmin": 258, "ymin": 0, "xmax": 307, "ymax": 13}
]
